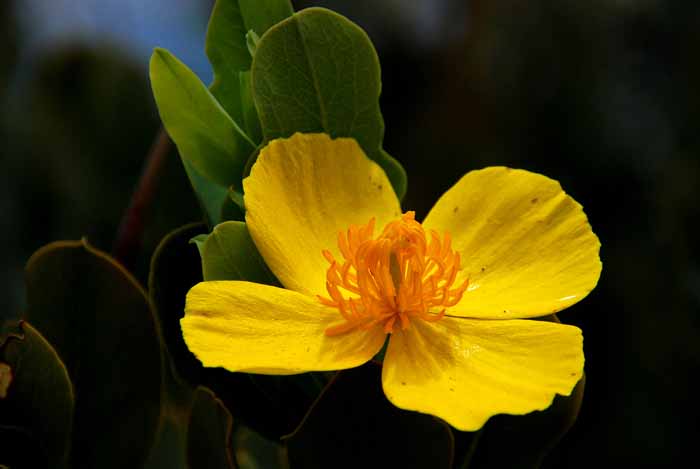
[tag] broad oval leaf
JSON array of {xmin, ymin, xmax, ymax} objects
[
  {"xmin": 0, "ymin": 321, "xmax": 74, "ymax": 468},
  {"xmin": 150, "ymin": 48, "xmax": 255, "ymax": 189},
  {"xmin": 251, "ymin": 7, "xmax": 407, "ymax": 199},
  {"xmin": 23, "ymin": 240, "xmax": 162, "ymax": 469}
]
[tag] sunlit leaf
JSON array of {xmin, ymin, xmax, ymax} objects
[{"xmin": 150, "ymin": 48, "xmax": 255, "ymax": 189}]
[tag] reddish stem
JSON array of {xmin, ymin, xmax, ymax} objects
[{"xmin": 112, "ymin": 127, "xmax": 171, "ymax": 269}]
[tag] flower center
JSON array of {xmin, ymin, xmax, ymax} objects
[{"xmin": 318, "ymin": 211, "xmax": 469, "ymax": 336}]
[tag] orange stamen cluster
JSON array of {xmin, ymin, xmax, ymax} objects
[{"xmin": 319, "ymin": 212, "xmax": 469, "ymax": 336}]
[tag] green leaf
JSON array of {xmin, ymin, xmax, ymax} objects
[
  {"xmin": 206, "ymin": 0, "xmax": 253, "ymax": 78},
  {"xmin": 200, "ymin": 221, "xmax": 277, "ymax": 283},
  {"xmin": 23, "ymin": 240, "xmax": 162, "ymax": 469},
  {"xmin": 144, "ymin": 413, "xmax": 188, "ymax": 469},
  {"xmin": 187, "ymin": 387, "xmax": 236, "ymax": 469},
  {"xmin": 220, "ymin": 189, "xmax": 246, "ymax": 222},
  {"xmin": 150, "ymin": 224, "xmax": 209, "ymax": 387},
  {"xmin": 0, "ymin": 321, "xmax": 74, "ymax": 468},
  {"xmin": 251, "ymin": 7, "xmax": 407, "ymax": 199},
  {"xmin": 246, "ymin": 30, "xmax": 260, "ymax": 58},
  {"xmin": 239, "ymin": 0, "xmax": 294, "ymax": 37},
  {"xmin": 150, "ymin": 48, "xmax": 255, "ymax": 189},
  {"xmin": 206, "ymin": 0, "xmax": 292, "ymax": 138},
  {"xmin": 190, "ymin": 233, "xmax": 209, "ymax": 257},
  {"xmin": 238, "ymin": 71, "xmax": 262, "ymax": 144},
  {"xmin": 182, "ymin": 158, "xmax": 230, "ymax": 227},
  {"xmin": 285, "ymin": 363, "xmax": 454, "ymax": 468},
  {"xmin": 232, "ymin": 425, "xmax": 286, "ymax": 469}
]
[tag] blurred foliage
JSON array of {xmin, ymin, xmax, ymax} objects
[
  {"xmin": 24, "ymin": 240, "xmax": 162, "ymax": 468},
  {"xmin": 0, "ymin": 321, "xmax": 73, "ymax": 468}
]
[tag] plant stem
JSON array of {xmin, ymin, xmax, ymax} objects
[{"xmin": 112, "ymin": 127, "xmax": 171, "ymax": 269}]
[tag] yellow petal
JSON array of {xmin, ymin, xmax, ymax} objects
[
  {"xmin": 423, "ymin": 167, "xmax": 601, "ymax": 319},
  {"xmin": 382, "ymin": 317, "xmax": 583, "ymax": 431},
  {"xmin": 182, "ymin": 281, "xmax": 386, "ymax": 374},
  {"xmin": 244, "ymin": 133, "xmax": 401, "ymax": 297}
]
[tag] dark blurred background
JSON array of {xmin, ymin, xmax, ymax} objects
[{"xmin": 1, "ymin": 0, "xmax": 698, "ymax": 466}]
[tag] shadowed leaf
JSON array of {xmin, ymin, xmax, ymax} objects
[
  {"xmin": 0, "ymin": 321, "xmax": 73, "ymax": 468},
  {"xmin": 200, "ymin": 221, "xmax": 277, "ymax": 283},
  {"xmin": 187, "ymin": 386, "xmax": 236, "ymax": 469},
  {"xmin": 23, "ymin": 240, "xmax": 162, "ymax": 469}
]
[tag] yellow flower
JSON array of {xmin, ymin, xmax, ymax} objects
[{"xmin": 182, "ymin": 133, "xmax": 601, "ymax": 431}]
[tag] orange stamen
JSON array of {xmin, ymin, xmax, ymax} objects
[{"xmin": 320, "ymin": 211, "xmax": 470, "ymax": 336}]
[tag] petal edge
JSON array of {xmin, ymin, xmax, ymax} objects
[{"xmin": 182, "ymin": 281, "xmax": 386, "ymax": 374}]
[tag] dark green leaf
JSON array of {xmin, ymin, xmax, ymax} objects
[
  {"xmin": 187, "ymin": 387, "xmax": 236, "ymax": 469},
  {"xmin": 0, "ymin": 321, "xmax": 74, "ymax": 468},
  {"xmin": 239, "ymin": 0, "xmax": 293, "ymax": 37},
  {"xmin": 285, "ymin": 363, "xmax": 454, "ymax": 469},
  {"xmin": 238, "ymin": 71, "xmax": 262, "ymax": 144},
  {"xmin": 150, "ymin": 223, "xmax": 208, "ymax": 387},
  {"xmin": 200, "ymin": 221, "xmax": 277, "ymax": 283},
  {"xmin": 190, "ymin": 233, "xmax": 209, "ymax": 257},
  {"xmin": 232, "ymin": 425, "xmax": 286, "ymax": 469},
  {"xmin": 251, "ymin": 7, "xmax": 407, "ymax": 199},
  {"xmin": 150, "ymin": 48, "xmax": 255, "ymax": 189},
  {"xmin": 220, "ymin": 189, "xmax": 246, "ymax": 222},
  {"xmin": 23, "ymin": 240, "xmax": 162, "ymax": 469},
  {"xmin": 144, "ymin": 414, "xmax": 188, "ymax": 469},
  {"xmin": 207, "ymin": 0, "xmax": 252, "ymax": 79}
]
